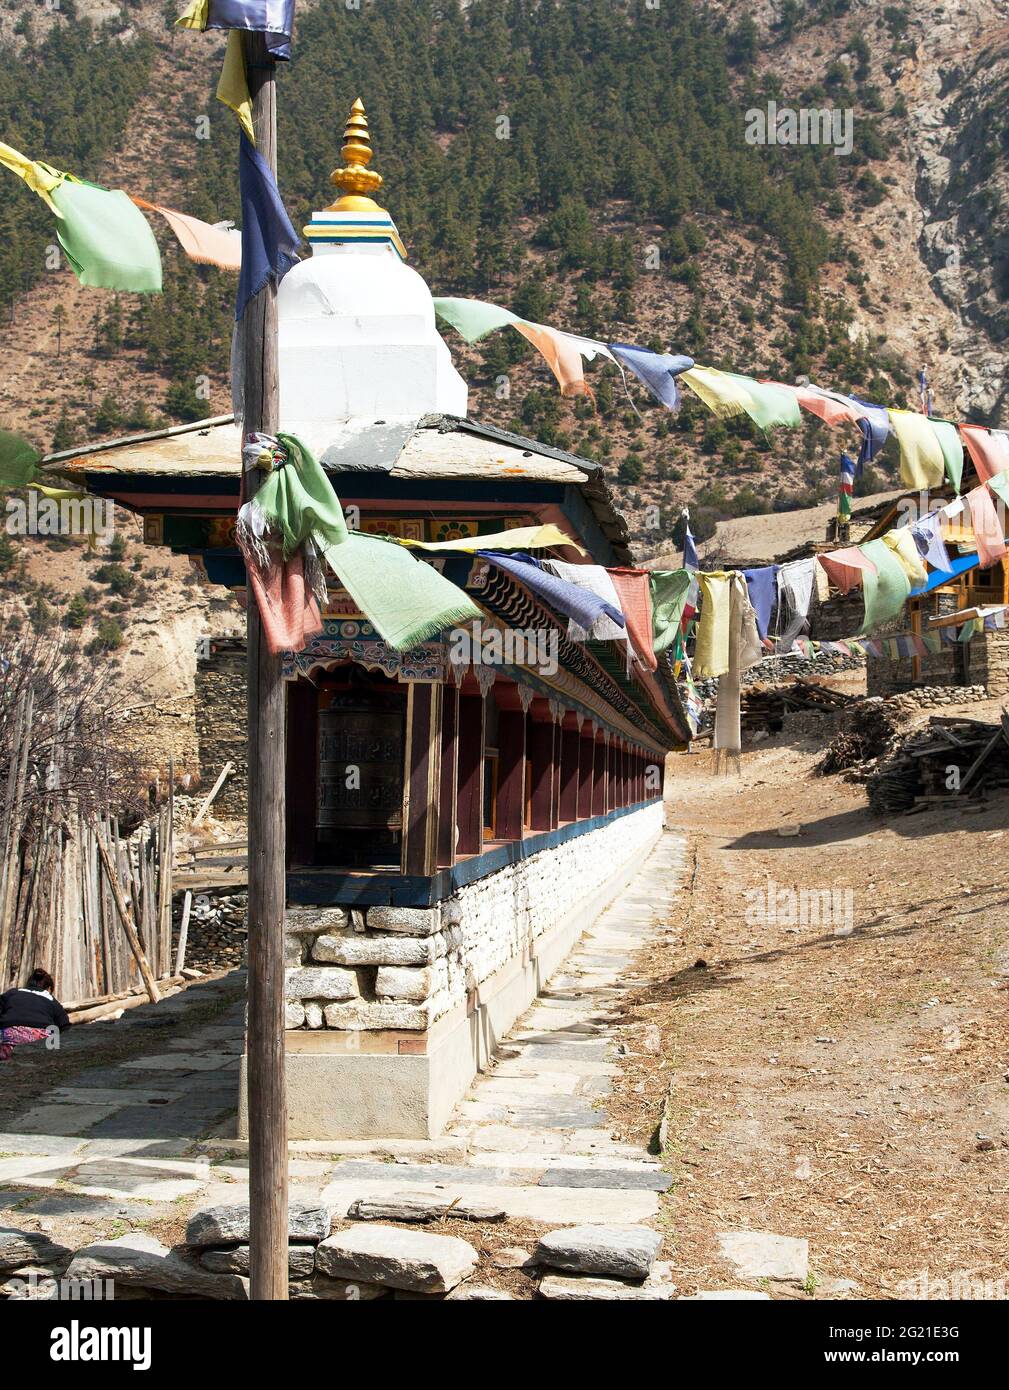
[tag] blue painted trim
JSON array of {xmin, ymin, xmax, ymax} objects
[{"xmin": 286, "ymin": 798, "xmax": 662, "ymax": 908}]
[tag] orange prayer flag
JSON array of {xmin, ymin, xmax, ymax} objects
[{"xmin": 131, "ymin": 196, "xmax": 241, "ymax": 271}]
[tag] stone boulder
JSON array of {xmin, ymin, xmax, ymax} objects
[
  {"xmin": 316, "ymin": 1224, "xmax": 478, "ymax": 1293},
  {"xmin": 200, "ymin": 1244, "xmax": 316, "ymax": 1278},
  {"xmin": 185, "ymin": 1200, "xmax": 330, "ymax": 1248},
  {"xmin": 534, "ymin": 1225, "xmax": 662, "ymax": 1280},
  {"xmin": 65, "ymin": 1233, "xmax": 247, "ymax": 1300},
  {"xmin": 0, "ymin": 1227, "xmax": 71, "ymax": 1274}
]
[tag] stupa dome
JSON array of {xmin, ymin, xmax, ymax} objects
[{"xmin": 278, "ymin": 98, "xmax": 468, "ymax": 438}]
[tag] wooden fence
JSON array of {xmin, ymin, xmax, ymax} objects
[{"xmin": 0, "ymin": 799, "xmax": 174, "ymax": 1007}]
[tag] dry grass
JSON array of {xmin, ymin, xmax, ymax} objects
[{"xmin": 607, "ymin": 712, "xmax": 1009, "ymax": 1298}]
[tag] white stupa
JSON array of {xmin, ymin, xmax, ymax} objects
[{"xmin": 278, "ymin": 98, "xmax": 468, "ymax": 439}]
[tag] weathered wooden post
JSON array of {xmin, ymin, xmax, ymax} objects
[{"xmin": 241, "ymin": 30, "xmax": 288, "ymax": 1302}]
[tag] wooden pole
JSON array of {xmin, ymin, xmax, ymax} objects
[{"xmin": 242, "ymin": 30, "xmax": 288, "ymax": 1302}]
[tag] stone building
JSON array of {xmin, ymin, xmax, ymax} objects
[
  {"xmin": 43, "ymin": 102, "xmax": 688, "ymax": 1138},
  {"xmin": 194, "ymin": 637, "xmax": 248, "ymax": 819}
]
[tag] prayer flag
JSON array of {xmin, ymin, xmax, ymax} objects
[
  {"xmin": 236, "ymin": 132, "xmax": 299, "ymax": 319},
  {"xmin": 608, "ymin": 344, "xmax": 694, "ymax": 411},
  {"xmin": 177, "ymin": 0, "xmax": 295, "ymax": 61}
]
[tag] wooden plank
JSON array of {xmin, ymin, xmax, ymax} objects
[
  {"xmin": 495, "ymin": 707, "xmax": 526, "ymax": 843},
  {"xmin": 94, "ymin": 826, "xmax": 160, "ymax": 1003},
  {"xmin": 174, "ymin": 891, "xmax": 192, "ymax": 977},
  {"xmin": 193, "ymin": 761, "xmax": 234, "ymax": 826}
]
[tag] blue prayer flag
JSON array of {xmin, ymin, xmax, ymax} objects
[
  {"xmin": 206, "ymin": 0, "xmax": 295, "ymax": 60},
  {"xmin": 682, "ymin": 523, "xmax": 698, "ymax": 572},
  {"xmin": 237, "ymin": 133, "xmax": 300, "ymax": 320},
  {"xmin": 608, "ymin": 344, "xmax": 694, "ymax": 412}
]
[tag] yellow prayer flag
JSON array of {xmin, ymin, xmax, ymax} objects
[
  {"xmin": 216, "ymin": 30, "xmax": 255, "ymax": 145},
  {"xmin": 175, "ymin": 0, "xmax": 209, "ymax": 32},
  {"xmin": 0, "ymin": 140, "xmax": 64, "ymax": 216},
  {"xmin": 396, "ymin": 523, "xmax": 586, "ymax": 556},
  {"xmin": 888, "ymin": 410, "xmax": 945, "ymax": 490}
]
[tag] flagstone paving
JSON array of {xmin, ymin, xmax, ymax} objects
[{"xmin": 0, "ymin": 833, "xmax": 687, "ymax": 1276}]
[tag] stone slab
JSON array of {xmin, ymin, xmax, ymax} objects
[
  {"xmin": 17, "ymin": 1104, "xmax": 122, "ymax": 1135},
  {"xmin": 535, "ymin": 1224, "xmax": 662, "ymax": 1278},
  {"xmin": 538, "ymin": 1167, "xmax": 673, "ymax": 1191},
  {"xmin": 201, "ymin": 1244, "xmax": 316, "ymax": 1278},
  {"xmin": 717, "ymin": 1230, "xmax": 809, "ymax": 1284},
  {"xmin": 316, "ymin": 1224, "xmax": 477, "ymax": 1293},
  {"xmin": 66, "ymin": 1233, "xmax": 247, "ymax": 1300},
  {"xmin": 324, "ymin": 1180, "xmax": 658, "ymax": 1225},
  {"xmin": 186, "ymin": 1200, "xmax": 330, "ymax": 1247}
]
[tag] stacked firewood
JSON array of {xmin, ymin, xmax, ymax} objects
[
  {"xmin": 742, "ymin": 680, "xmax": 857, "ymax": 734},
  {"xmin": 867, "ymin": 712, "xmax": 1009, "ymax": 815}
]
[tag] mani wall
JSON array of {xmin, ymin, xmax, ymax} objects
[{"xmin": 283, "ymin": 801, "xmax": 664, "ymax": 1033}]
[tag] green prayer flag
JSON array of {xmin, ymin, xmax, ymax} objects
[
  {"xmin": 52, "ymin": 180, "xmax": 162, "ymax": 293},
  {"xmin": 930, "ymin": 419, "xmax": 964, "ymax": 493},
  {"xmin": 858, "ymin": 538, "xmax": 911, "ymax": 635},
  {"xmin": 987, "ymin": 471, "xmax": 1009, "ymax": 508},
  {"xmin": 649, "ymin": 568, "xmax": 692, "ymax": 655},
  {"xmin": 243, "ymin": 434, "xmax": 480, "ymax": 652},
  {"xmin": 433, "ymin": 296, "xmax": 519, "ymax": 343},
  {"xmin": 0, "ymin": 430, "xmax": 39, "ymax": 487}
]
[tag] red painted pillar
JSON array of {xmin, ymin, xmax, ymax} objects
[
  {"xmin": 495, "ymin": 685, "xmax": 526, "ymax": 842},
  {"xmin": 560, "ymin": 715, "xmax": 580, "ymax": 821},
  {"xmin": 528, "ymin": 698, "xmax": 555, "ymax": 833},
  {"xmin": 456, "ymin": 688, "xmax": 485, "ymax": 856},
  {"xmin": 577, "ymin": 726, "xmax": 594, "ymax": 819},
  {"xmin": 592, "ymin": 731, "xmax": 607, "ymax": 817}
]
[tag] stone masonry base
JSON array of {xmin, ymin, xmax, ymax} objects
[{"xmin": 238, "ymin": 802, "xmax": 664, "ymax": 1139}]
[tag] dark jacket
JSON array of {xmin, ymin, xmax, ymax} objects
[{"xmin": 0, "ymin": 988, "xmax": 71, "ymax": 1031}]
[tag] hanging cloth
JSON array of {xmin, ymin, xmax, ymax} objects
[
  {"xmin": 775, "ymin": 557, "xmax": 816, "ymax": 652},
  {"xmin": 961, "ymin": 424, "xmax": 1009, "ymax": 483},
  {"xmin": 911, "ymin": 512, "xmax": 953, "ymax": 574},
  {"xmin": 482, "ymin": 554, "xmax": 625, "ymax": 636},
  {"xmin": 131, "ymin": 196, "xmax": 242, "ymax": 270},
  {"xmin": 694, "ymin": 572, "xmax": 732, "ymax": 678},
  {"xmin": 607, "ymin": 568, "xmax": 657, "ymax": 670},
  {"xmin": 649, "ymin": 569, "xmax": 692, "ymax": 656},
  {"xmin": 397, "ymin": 523, "xmax": 584, "ymax": 555},
  {"xmin": 608, "ymin": 344, "xmax": 694, "ymax": 411},
  {"xmin": 858, "ymin": 538, "xmax": 911, "ymax": 634},
  {"xmin": 236, "ymin": 132, "xmax": 300, "ymax": 320},
  {"xmin": 929, "ymin": 419, "xmax": 964, "ymax": 492},
  {"xmin": 216, "ymin": 30, "xmax": 256, "ymax": 143},
  {"xmin": 680, "ymin": 367, "xmax": 801, "ymax": 429},
  {"xmin": 713, "ymin": 575, "xmax": 763, "ymax": 755},
  {"xmin": 888, "ymin": 410, "xmax": 946, "ymax": 489},
  {"xmin": 237, "ymin": 433, "xmax": 480, "ymax": 654},
  {"xmin": 966, "ymin": 485, "xmax": 1006, "ymax": 568},
  {"xmin": 742, "ymin": 565, "xmax": 778, "ymax": 639},
  {"xmin": 541, "ymin": 560, "xmax": 626, "ymax": 641},
  {"xmin": 882, "ymin": 528, "xmax": 929, "ymax": 587},
  {"xmin": 176, "ymin": 0, "xmax": 296, "ymax": 61},
  {"xmin": 512, "ymin": 322, "xmax": 611, "ymax": 400}
]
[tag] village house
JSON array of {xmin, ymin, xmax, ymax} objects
[{"xmin": 44, "ymin": 104, "xmax": 689, "ymax": 1138}]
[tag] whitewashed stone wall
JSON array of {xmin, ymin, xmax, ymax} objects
[{"xmin": 284, "ymin": 801, "xmax": 662, "ymax": 1032}]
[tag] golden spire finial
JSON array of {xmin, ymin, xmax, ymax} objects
[{"xmin": 327, "ymin": 98, "xmax": 385, "ymax": 211}]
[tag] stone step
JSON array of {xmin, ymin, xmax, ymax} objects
[{"xmin": 322, "ymin": 1179, "xmax": 660, "ymax": 1225}]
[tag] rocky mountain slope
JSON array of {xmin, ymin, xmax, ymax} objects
[{"xmin": 0, "ymin": 0, "xmax": 1006, "ymax": 702}]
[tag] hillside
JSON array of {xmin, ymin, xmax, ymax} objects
[{"xmin": 1, "ymin": 0, "xmax": 1007, "ymax": 565}]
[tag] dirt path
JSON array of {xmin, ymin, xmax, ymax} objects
[{"xmin": 610, "ymin": 721, "xmax": 1009, "ymax": 1299}]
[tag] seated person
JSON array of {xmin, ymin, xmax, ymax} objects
[{"xmin": 0, "ymin": 968, "xmax": 71, "ymax": 1060}]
